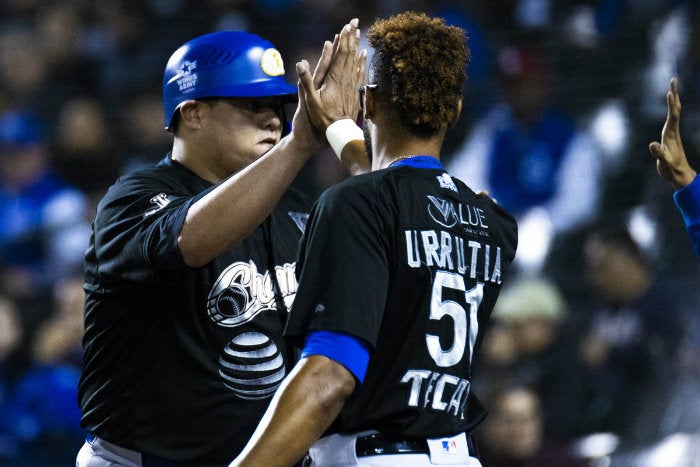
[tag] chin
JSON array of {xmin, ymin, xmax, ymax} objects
[{"xmin": 257, "ymin": 142, "xmax": 275, "ymax": 155}]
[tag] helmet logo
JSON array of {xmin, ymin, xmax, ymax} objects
[
  {"xmin": 177, "ymin": 60, "xmax": 198, "ymax": 92},
  {"xmin": 260, "ymin": 48, "xmax": 285, "ymax": 77}
]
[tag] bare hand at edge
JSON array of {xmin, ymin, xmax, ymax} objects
[{"xmin": 649, "ymin": 77, "xmax": 697, "ymax": 190}]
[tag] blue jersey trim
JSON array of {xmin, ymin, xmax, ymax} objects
[
  {"xmin": 301, "ymin": 330, "xmax": 371, "ymax": 384},
  {"xmin": 389, "ymin": 155, "xmax": 443, "ymax": 169}
]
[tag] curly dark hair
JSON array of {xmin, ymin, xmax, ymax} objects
[{"xmin": 366, "ymin": 11, "xmax": 470, "ymax": 136}]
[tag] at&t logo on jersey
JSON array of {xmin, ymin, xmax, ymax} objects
[{"xmin": 219, "ymin": 332, "xmax": 285, "ymax": 400}]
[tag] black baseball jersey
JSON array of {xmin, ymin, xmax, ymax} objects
[
  {"xmin": 285, "ymin": 161, "xmax": 517, "ymax": 439},
  {"xmin": 78, "ymin": 154, "xmax": 311, "ymax": 466}
]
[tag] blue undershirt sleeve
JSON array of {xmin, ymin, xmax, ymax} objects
[{"xmin": 301, "ymin": 330, "xmax": 372, "ymax": 384}]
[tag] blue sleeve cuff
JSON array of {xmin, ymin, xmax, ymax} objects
[
  {"xmin": 301, "ymin": 330, "xmax": 371, "ymax": 384},
  {"xmin": 673, "ymin": 175, "xmax": 700, "ymax": 254}
]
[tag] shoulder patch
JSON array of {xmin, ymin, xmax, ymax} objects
[
  {"xmin": 437, "ymin": 173, "xmax": 458, "ymax": 192},
  {"xmin": 144, "ymin": 192, "xmax": 172, "ymax": 217}
]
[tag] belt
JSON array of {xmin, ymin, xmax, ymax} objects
[
  {"xmin": 355, "ymin": 433, "xmax": 429, "ymax": 456},
  {"xmin": 354, "ymin": 432, "xmax": 478, "ymax": 458}
]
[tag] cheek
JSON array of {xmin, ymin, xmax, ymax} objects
[{"xmin": 215, "ymin": 124, "xmax": 252, "ymax": 152}]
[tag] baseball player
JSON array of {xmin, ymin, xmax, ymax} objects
[
  {"xmin": 76, "ymin": 21, "xmax": 364, "ymax": 467},
  {"xmin": 648, "ymin": 77, "xmax": 700, "ymax": 254},
  {"xmin": 229, "ymin": 11, "xmax": 518, "ymax": 467}
]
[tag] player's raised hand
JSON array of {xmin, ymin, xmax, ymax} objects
[
  {"xmin": 296, "ymin": 18, "xmax": 366, "ymax": 131},
  {"xmin": 289, "ymin": 36, "xmax": 337, "ymax": 153},
  {"xmin": 649, "ymin": 77, "xmax": 697, "ymax": 190}
]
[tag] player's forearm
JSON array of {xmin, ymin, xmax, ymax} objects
[
  {"xmin": 178, "ymin": 135, "xmax": 314, "ymax": 267},
  {"xmin": 341, "ymin": 139, "xmax": 370, "ymax": 175},
  {"xmin": 230, "ymin": 356, "xmax": 355, "ymax": 467}
]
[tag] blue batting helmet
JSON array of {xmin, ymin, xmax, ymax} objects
[{"xmin": 162, "ymin": 31, "xmax": 298, "ymax": 131}]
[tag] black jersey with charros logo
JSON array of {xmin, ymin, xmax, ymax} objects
[
  {"xmin": 286, "ymin": 162, "xmax": 517, "ymax": 439},
  {"xmin": 78, "ymin": 155, "xmax": 311, "ymax": 466}
]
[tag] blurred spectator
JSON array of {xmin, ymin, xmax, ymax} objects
[
  {"xmin": 31, "ymin": 276, "xmax": 84, "ymax": 367},
  {"xmin": 662, "ymin": 310, "xmax": 700, "ymax": 435},
  {"xmin": 4, "ymin": 276, "xmax": 85, "ymax": 466},
  {"xmin": 447, "ymin": 36, "xmax": 603, "ymax": 272},
  {"xmin": 0, "ymin": 110, "xmax": 91, "ymax": 301},
  {"xmin": 0, "ymin": 22, "xmax": 82, "ymax": 130},
  {"xmin": 0, "ymin": 25, "xmax": 49, "ymax": 111},
  {"xmin": 0, "ymin": 296, "xmax": 24, "ymax": 465},
  {"xmin": 475, "ymin": 275, "xmax": 590, "ymax": 443},
  {"xmin": 35, "ymin": 3, "xmax": 99, "ymax": 106},
  {"xmin": 490, "ymin": 277, "xmax": 566, "ymax": 362},
  {"xmin": 431, "ymin": 3, "xmax": 497, "ymax": 155},
  {"xmin": 476, "ymin": 383, "xmax": 588, "ymax": 467},
  {"xmin": 619, "ymin": 267, "xmax": 700, "ymax": 449},
  {"xmin": 52, "ymin": 95, "xmax": 120, "ymax": 202},
  {"xmin": 85, "ymin": 1, "xmax": 196, "ymax": 107},
  {"xmin": 552, "ymin": 0, "xmax": 649, "ymax": 106},
  {"xmin": 564, "ymin": 225, "xmax": 687, "ymax": 445},
  {"xmin": 477, "ymin": 276, "xmax": 567, "ymax": 388},
  {"xmin": 116, "ymin": 89, "xmax": 173, "ymax": 175}
]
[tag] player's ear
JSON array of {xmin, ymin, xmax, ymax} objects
[{"xmin": 178, "ymin": 100, "xmax": 204, "ymax": 130}]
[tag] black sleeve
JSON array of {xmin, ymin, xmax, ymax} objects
[
  {"xmin": 93, "ymin": 176, "xmax": 211, "ymax": 284},
  {"xmin": 286, "ymin": 181, "xmax": 390, "ymax": 347}
]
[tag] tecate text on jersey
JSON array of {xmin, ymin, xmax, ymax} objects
[{"xmin": 401, "ymin": 370, "xmax": 471, "ymax": 419}]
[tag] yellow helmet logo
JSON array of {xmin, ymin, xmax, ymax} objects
[{"xmin": 261, "ymin": 48, "xmax": 285, "ymax": 77}]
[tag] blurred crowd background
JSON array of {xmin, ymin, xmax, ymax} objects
[{"xmin": 0, "ymin": 0, "xmax": 699, "ymax": 466}]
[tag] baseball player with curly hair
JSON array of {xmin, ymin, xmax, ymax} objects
[
  {"xmin": 228, "ymin": 11, "xmax": 518, "ymax": 467},
  {"xmin": 75, "ymin": 21, "xmax": 365, "ymax": 467}
]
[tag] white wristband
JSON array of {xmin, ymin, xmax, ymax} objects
[{"xmin": 325, "ymin": 119, "xmax": 364, "ymax": 160}]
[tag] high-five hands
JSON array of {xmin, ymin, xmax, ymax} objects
[{"xmin": 296, "ymin": 18, "xmax": 366, "ymax": 131}]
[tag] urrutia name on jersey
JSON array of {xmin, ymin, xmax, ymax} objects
[{"xmin": 404, "ymin": 229, "xmax": 503, "ymax": 284}]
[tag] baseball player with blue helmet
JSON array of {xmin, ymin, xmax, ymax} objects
[{"xmin": 76, "ymin": 20, "xmax": 364, "ymax": 467}]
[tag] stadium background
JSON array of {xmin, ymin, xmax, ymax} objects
[{"xmin": 0, "ymin": 0, "xmax": 699, "ymax": 466}]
